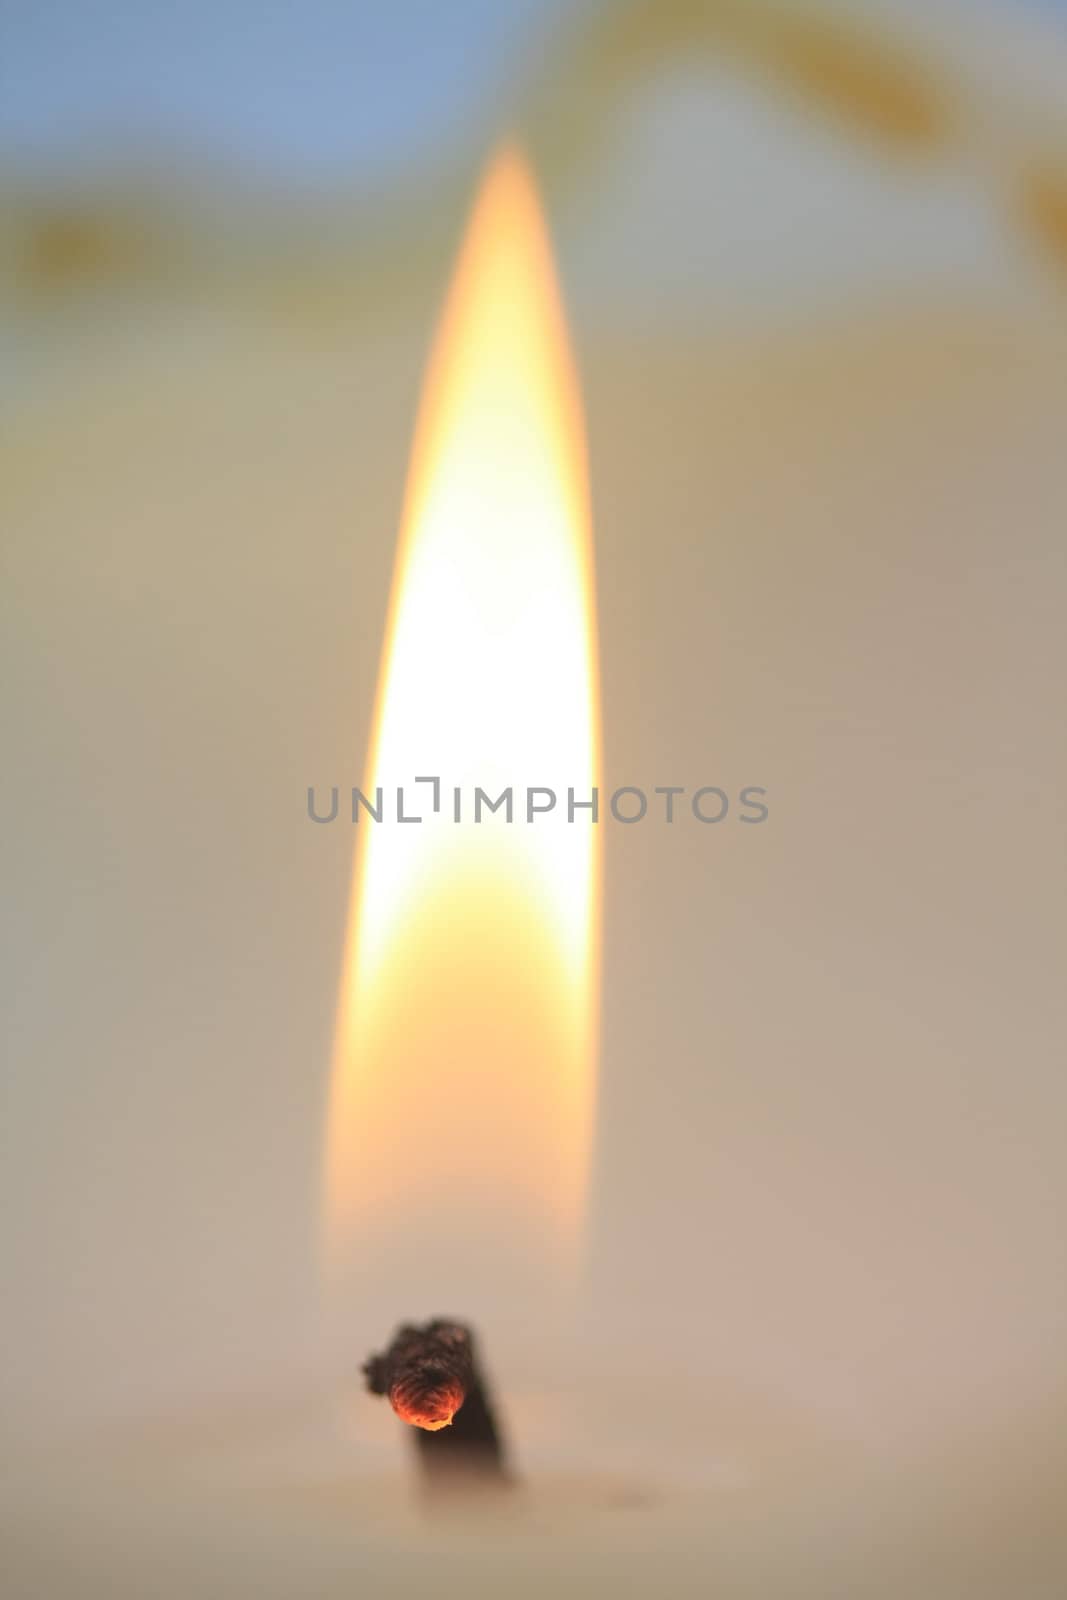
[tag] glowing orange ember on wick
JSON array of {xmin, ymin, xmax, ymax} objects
[
  {"xmin": 364, "ymin": 1322, "xmax": 472, "ymax": 1432},
  {"xmin": 365, "ymin": 1322, "xmax": 507, "ymax": 1481},
  {"xmin": 391, "ymin": 1377, "xmax": 465, "ymax": 1433}
]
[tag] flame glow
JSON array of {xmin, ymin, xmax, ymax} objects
[{"xmin": 323, "ymin": 148, "xmax": 601, "ymax": 1306}]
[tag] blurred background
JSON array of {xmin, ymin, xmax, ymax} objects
[{"xmin": 3, "ymin": 1, "xmax": 1067, "ymax": 1594}]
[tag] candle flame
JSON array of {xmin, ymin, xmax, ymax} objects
[{"xmin": 323, "ymin": 146, "xmax": 601, "ymax": 1309}]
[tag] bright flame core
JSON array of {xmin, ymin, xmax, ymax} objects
[{"xmin": 323, "ymin": 148, "xmax": 601, "ymax": 1307}]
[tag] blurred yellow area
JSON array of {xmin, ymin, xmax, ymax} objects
[{"xmin": 2, "ymin": 0, "xmax": 1065, "ymax": 330}]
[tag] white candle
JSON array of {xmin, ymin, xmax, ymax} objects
[{"xmin": 6, "ymin": 72, "xmax": 1065, "ymax": 1598}]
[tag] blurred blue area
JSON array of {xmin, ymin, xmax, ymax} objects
[
  {"xmin": 0, "ymin": 0, "xmax": 578, "ymax": 183},
  {"xmin": 3, "ymin": 0, "xmax": 1061, "ymax": 187}
]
